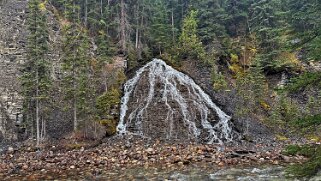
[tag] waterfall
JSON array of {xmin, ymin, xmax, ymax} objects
[{"xmin": 117, "ymin": 59, "xmax": 235, "ymax": 144}]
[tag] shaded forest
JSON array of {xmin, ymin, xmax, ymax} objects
[
  {"xmin": 1, "ymin": 0, "xmax": 320, "ymax": 179},
  {"xmin": 22, "ymin": 0, "xmax": 321, "ymax": 140}
]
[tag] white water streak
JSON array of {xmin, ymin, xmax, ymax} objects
[{"xmin": 117, "ymin": 59, "xmax": 233, "ymax": 143}]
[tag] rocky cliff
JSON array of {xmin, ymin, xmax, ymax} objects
[{"xmin": 0, "ymin": 0, "xmax": 27, "ymax": 141}]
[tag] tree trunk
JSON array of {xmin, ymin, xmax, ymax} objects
[
  {"xmin": 43, "ymin": 119, "xmax": 46, "ymax": 140},
  {"xmin": 137, "ymin": 6, "xmax": 144, "ymax": 60},
  {"xmin": 135, "ymin": 5, "xmax": 139, "ymax": 49},
  {"xmin": 171, "ymin": 8, "xmax": 175, "ymax": 44},
  {"xmin": 100, "ymin": 0, "xmax": 103, "ymax": 17},
  {"xmin": 84, "ymin": 0, "xmax": 88, "ymax": 27},
  {"xmin": 120, "ymin": 0, "xmax": 127, "ymax": 54},
  {"xmin": 40, "ymin": 117, "xmax": 43, "ymax": 140},
  {"xmin": 73, "ymin": 96, "xmax": 77, "ymax": 132},
  {"xmin": 73, "ymin": 52, "xmax": 78, "ymax": 132},
  {"xmin": 36, "ymin": 70, "xmax": 40, "ymax": 146},
  {"xmin": 73, "ymin": 70, "xmax": 77, "ymax": 132}
]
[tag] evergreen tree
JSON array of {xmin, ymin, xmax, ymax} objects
[
  {"xmin": 179, "ymin": 10, "xmax": 205, "ymax": 61},
  {"xmin": 286, "ymin": 0, "xmax": 321, "ymax": 61},
  {"xmin": 22, "ymin": 0, "xmax": 51, "ymax": 146},
  {"xmin": 249, "ymin": 0, "xmax": 283, "ymax": 72},
  {"xmin": 149, "ymin": 0, "xmax": 171, "ymax": 55},
  {"xmin": 61, "ymin": 1, "xmax": 91, "ymax": 132},
  {"xmin": 226, "ymin": 0, "xmax": 251, "ymax": 37},
  {"xmin": 190, "ymin": 0, "xmax": 231, "ymax": 61},
  {"xmin": 167, "ymin": 0, "xmax": 180, "ymax": 45},
  {"xmin": 96, "ymin": 30, "xmax": 114, "ymax": 63},
  {"xmin": 195, "ymin": 0, "xmax": 229, "ymax": 45},
  {"xmin": 119, "ymin": 0, "xmax": 129, "ymax": 54}
]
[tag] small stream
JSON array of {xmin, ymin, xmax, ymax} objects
[{"xmin": 92, "ymin": 164, "xmax": 298, "ymax": 181}]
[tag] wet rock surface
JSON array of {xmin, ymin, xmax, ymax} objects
[
  {"xmin": 119, "ymin": 59, "xmax": 238, "ymax": 143},
  {"xmin": 0, "ymin": 138, "xmax": 307, "ymax": 180},
  {"xmin": 181, "ymin": 61, "xmax": 274, "ymax": 142}
]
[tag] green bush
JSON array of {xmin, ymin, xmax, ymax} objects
[
  {"xmin": 291, "ymin": 114, "xmax": 321, "ymax": 128},
  {"xmin": 96, "ymin": 88, "xmax": 121, "ymax": 136},
  {"xmin": 96, "ymin": 88, "xmax": 120, "ymax": 119},
  {"xmin": 99, "ymin": 119, "xmax": 117, "ymax": 136},
  {"xmin": 284, "ymin": 144, "xmax": 321, "ymax": 178},
  {"xmin": 211, "ymin": 70, "xmax": 227, "ymax": 91},
  {"xmin": 285, "ymin": 72, "xmax": 321, "ymax": 93},
  {"xmin": 283, "ymin": 145, "xmax": 316, "ymax": 157}
]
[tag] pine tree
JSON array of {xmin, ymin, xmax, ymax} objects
[
  {"xmin": 235, "ymin": 58, "xmax": 269, "ymax": 135},
  {"xmin": 285, "ymin": 0, "xmax": 321, "ymax": 61},
  {"xmin": 179, "ymin": 10, "xmax": 206, "ymax": 61},
  {"xmin": 190, "ymin": 0, "xmax": 231, "ymax": 62},
  {"xmin": 195, "ymin": 0, "xmax": 228, "ymax": 45},
  {"xmin": 167, "ymin": 0, "xmax": 180, "ymax": 45},
  {"xmin": 149, "ymin": 0, "xmax": 171, "ymax": 56},
  {"xmin": 119, "ymin": 0, "xmax": 128, "ymax": 54},
  {"xmin": 96, "ymin": 30, "xmax": 114, "ymax": 63},
  {"xmin": 61, "ymin": 1, "xmax": 91, "ymax": 132},
  {"xmin": 225, "ymin": 0, "xmax": 251, "ymax": 37},
  {"xmin": 249, "ymin": 0, "xmax": 283, "ymax": 72},
  {"xmin": 22, "ymin": 0, "xmax": 51, "ymax": 146}
]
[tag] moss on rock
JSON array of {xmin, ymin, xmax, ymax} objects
[{"xmin": 99, "ymin": 119, "xmax": 117, "ymax": 136}]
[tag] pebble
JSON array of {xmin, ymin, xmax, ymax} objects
[
  {"xmin": 146, "ymin": 148, "xmax": 154, "ymax": 153},
  {"xmin": 7, "ymin": 147, "xmax": 14, "ymax": 153},
  {"xmin": 218, "ymin": 162, "xmax": 225, "ymax": 166},
  {"xmin": 80, "ymin": 147, "xmax": 85, "ymax": 152},
  {"xmin": 22, "ymin": 164, "xmax": 28, "ymax": 170}
]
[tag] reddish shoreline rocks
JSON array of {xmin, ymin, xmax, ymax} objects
[{"xmin": 0, "ymin": 139, "xmax": 306, "ymax": 180}]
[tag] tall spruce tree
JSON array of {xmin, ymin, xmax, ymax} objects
[
  {"xmin": 22, "ymin": 0, "xmax": 51, "ymax": 146},
  {"xmin": 286, "ymin": 0, "xmax": 321, "ymax": 61},
  {"xmin": 195, "ymin": 0, "xmax": 229, "ymax": 45},
  {"xmin": 179, "ymin": 10, "xmax": 205, "ymax": 61},
  {"xmin": 61, "ymin": 0, "xmax": 91, "ymax": 132},
  {"xmin": 249, "ymin": 0, "xmax": 283, "ymax": 72},
  {"xmin": 190, "ymin": 0, "xmax": 230, "ymax": 61},
  {"xmin": 226, "ymin": 0, "xmax": 251, "ymax": 37},
  {"xmin": 149, "ymin": 0, "xmax": 171, "ymax": 55}
]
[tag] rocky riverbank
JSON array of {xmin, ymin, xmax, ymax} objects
[{"xmin": 0, "ymin": 138, "xmax": 308, "ymax": 180}]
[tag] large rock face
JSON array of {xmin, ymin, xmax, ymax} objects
[
  {"xmin": 0, "ymin": 0, "xmax": 27, "ymax": 141},
  {"xmin": 181, "ymin": 60, "xmax": 273, "ymax": 141},
  {"xmin": 0, "ymin": 0, "xmax": 74, "ymax": 142},
  {"xmin": 117, "ymin": 59, "xmax": 239, "ymax": 144}
]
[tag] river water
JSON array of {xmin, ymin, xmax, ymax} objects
[{"xmin": 90, "ymin": 164, "xmax": 304, "ymax": 181}]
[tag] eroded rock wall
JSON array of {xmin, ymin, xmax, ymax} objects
[
  {"xmin": 0, "ymin": 0, "xmax": 27, "ymax": 141},
  {"xmin": 181, "ymin": 61, "xmax": 273, "ymax": 141}
]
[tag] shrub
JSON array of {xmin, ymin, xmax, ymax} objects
[
  {"xmin": 99, "ymin": 119, "xmax": 117, "ymax": 136},
  {"xmin": 285, "ymin": 72, "xmax": 321, "ymax": 93},
  {"xmin": 292, "ymin": 114, "xmax": 321, "ymax": 128},
  {"xmin": 96, "ymin": 88, "xmax": 120, "ymax": 119},
  {"xmin": 285, "ymin": 145, "xmax": 321, "ymax": 177},
  {"xmin": 284, "ymin": 144, "xmax": 321, "ymax": 178}
]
